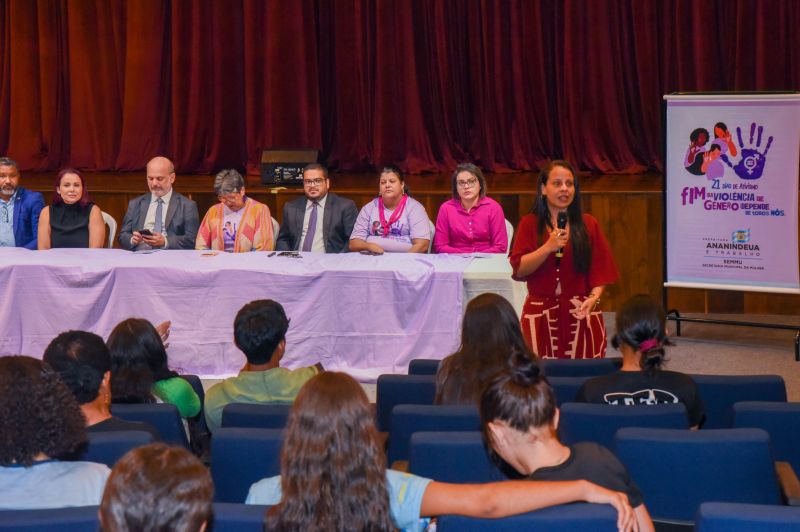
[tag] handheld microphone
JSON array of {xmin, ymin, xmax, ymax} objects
[{"xmin": 555, "ymin": 212, "xmax": 567, "ymax": 259}]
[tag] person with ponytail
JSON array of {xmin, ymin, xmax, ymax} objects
[
  {"xmin": 349, "ymin": 166, "xmax": 431, "ymax": 253},
  {"xmin": 481, "ymin": 359, "xmax": 654, "ymax": 532},
  {"xmin": 248, "ymin": 372, "xmax": 638, "ymax": 531},
  {"xmin": 510, "ymin": 160, "xmax": 618, "ymax": 358},
  {"xmin": 576, "ymin": 294, "xmax": 704, "ymax": 428}
]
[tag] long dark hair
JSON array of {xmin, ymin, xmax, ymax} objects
[
  {"xmin": 532, "ymin": 160, "xmax": 591, "ymax": 274},
  {"xmin": 612, "ymin": 294, "xmax": 672, "ymax": 374},
  {"xmin": 107, "ymin": 318, "xmax": 177, "ymax": 404},
  {"xmin": 435, "ymin": 293, "xmax": 535, "ymax": 405},
  {"xmin": 267, "ymin": 372, "xmax": 394, "ymax": 531}
]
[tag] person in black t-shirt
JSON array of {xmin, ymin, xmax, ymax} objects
[
  {"xmin": 480, "ymin": 358, "xmax": 655, "ymax": 532},
  {"xmin": 43, "ymin": 330, "xmax": 160, "ymax": 440},
  {"xmin": 576, "ymin": 294, "xmax": 704, "ymax": 428}
]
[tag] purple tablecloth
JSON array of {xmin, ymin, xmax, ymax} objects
[{"xmin": 0, "ymin": 249, "xmax": 468, "ymax": 381}]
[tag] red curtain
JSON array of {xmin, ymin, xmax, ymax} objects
[{"xmin": 0, "ymin": 0, "xmax": 797, "ymax": 175}]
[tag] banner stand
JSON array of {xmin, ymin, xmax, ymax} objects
[{"xmin": 661, "ymin": 92, "xmax": 800, "ymax": 361}]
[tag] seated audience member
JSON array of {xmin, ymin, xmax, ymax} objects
[
  {"xmin": 42, "ymin": 330, "xmax": 159, "ymax": 439},
  {"xmin": 100, "ymin": 444, "xmax": 212, "ymax": 532},
  {"xmin": 436, "ymin": 293, "xmax": 535, "ymax": 405},
  {"xmin": 195, "ymin": 168, "xmax": 273, "ymax": 252},
  {"xmin": 576, "ymin": 294, "xmax": 704, "ymax": 428},
  {"xmin": 37, "ymin": 168, "xmax": 105, "ymax": 249},
  {"xmin": 107, "ymin": 318, "xmax": 200, "ymax": 419},
  {"xmin": 118, "ymin": 156, "xmax": 200, "ymax": 250},
  {"xmin": 434, "ymin": 163, "xmax": 507, "ymax": 253},
  {"xmin": 204, "ymin": 299, "xmax": 322, "ymax": 433},
  {"xmin": 480, "ymin": 360, "xmax": 654, "ymax": 531},
  {"xmin": 0, "ymin": 356, "xmax": 110, "ymax": 509},
  {"xmin": 0, "ymin": 156, "xmax": 45, "ymax": 249},
  {"xmin": 349, "ymin": 166, "xmax": 431, "ymax": 254},
  {"xmin": 275, "ymin": 163, "xmax": 358, "ymax": 253},
  {"xmin": 247, "ymin": 372, "xmax": 635, "ymax": 531}
]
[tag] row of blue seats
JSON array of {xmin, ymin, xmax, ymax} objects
[
  {"xmin": 407, "ymin": 356, "xmax": 622, "ymax": 377},
  {"xmin": 98, "ymin": 396, "xmax": 799, "ymax": 470},
  {"xmin": 85, "ymin": 399, "xmax": 800, "ymax": 508},
  {"xmin": 2, "ymin": 502, "xmax": 799, "ymax": 531},
  {"xmin": 375, "ymin": 372, "xmax": 788, "ymax": 431}
]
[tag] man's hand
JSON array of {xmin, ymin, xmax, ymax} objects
[
  {"xmin": 142, "ymin": 231, "xmax": 166, "ymax": 248},
  {"xmin": 131, "ymin": 231, "xmax": 144, "ymax": 247}
]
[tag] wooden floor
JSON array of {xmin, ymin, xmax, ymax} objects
[{"xmin": 20, "ymin": 170, "xmax": 798, "ymax": 316}]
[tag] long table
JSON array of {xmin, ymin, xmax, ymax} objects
[{"xmin": 0, "ymin": 249, "xmax": 525, "ymax": 381}]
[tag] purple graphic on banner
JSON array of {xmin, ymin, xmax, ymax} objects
[{"xmin": 721, "ymin": 122, "xmax": 774, "ymax": 180}]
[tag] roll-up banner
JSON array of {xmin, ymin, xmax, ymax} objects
[{"xmin": 664, "ymin": 93, "xmax": 800, "ymax": 294}]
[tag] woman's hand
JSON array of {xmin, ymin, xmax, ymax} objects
[
  {"xmin": 572, "ymin": 296, "xmax": 597, "ymax": 320},
  {"xmin": 546, "ymin": 226, "xmax": 569, "ymax": 254},
  {"xmin": 365, "ymin": 242, "xmax": 385, "ymax": 255},
  {"xmin": 582, "ymin": 481, "xmax": 637, "ymax": 532}
]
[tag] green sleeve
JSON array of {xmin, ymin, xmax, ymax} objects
[{"xmin": 153, "ymin": 377, "xmax": 201, "ymax": 418}]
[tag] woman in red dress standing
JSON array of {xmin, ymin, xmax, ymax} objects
[{"xmin": 510, "ymin": 160, "xmax": 619, "ymax": 359}]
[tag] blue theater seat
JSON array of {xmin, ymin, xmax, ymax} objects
[
  {"xmin": 221, "ymin": 403, "xmax": 292, "ymax": 429},
  {"xmin": 387, "ymin": 404, "xmax": 480, "ymax": 463},
  {"xmin": 696, "ymin": 502, "xmax": 800, "ymax": 532},
  {"xmin": 73, "ymin": 430, "xmax": 155, "ymax": 467},
  {"xmin": 408, "ymin": 431, "xmax": 505, "ymax": 483},
  {"xmin": 558, "ymin": 402, "xmax": 689, "ymax": 449},
  {"xmin": 541, "ymin": 357, "xmax": 621, "ymax": 377},
  {"xmin": 375, "ymin": 374, "xmax": 436, "ymax": 432},
  {"xmin": 408, "ymin": 358, "xmax": 441, "ymax": 375},
  {"xmin": 211, "ymin": 428, "xmax": 284, "ymax": 503},
  {"xmin": 436, "ymin": 503, "xmax": 618, "ymax": 531},
  {"xmin": 111, "ymin": 403, "xmax": 190, "ymax": 448},
  {"xmin": 691, "ymin": 374, "xmax": 786, "ymax": 428},
  {"xmin": 614, "ymin": 427, "xmax": 782, "ymax": 526},
  {"xmin": 211, "ymin": 503, "xmax": 269, "ymax": 532},
  {"xmin": 733, "ymin": 401, "xmax": 800, "ymax": 472},
  {"xmin": 0, "ymin": 506, "xmax": 100, "ymax": 531}
]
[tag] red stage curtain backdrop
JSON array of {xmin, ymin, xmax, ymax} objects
[{"xmin": 0, "ymin": 0, "xmax": 797, "ymax": 174}]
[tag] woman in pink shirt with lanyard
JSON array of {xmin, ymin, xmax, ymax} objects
[{"xmin": 434, "ymin": 163, "xmax": 507, "ymax": 254}]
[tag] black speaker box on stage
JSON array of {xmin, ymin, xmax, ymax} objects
[{"xmin": 259, "ymin": 149, "xmax": 319, "ymax": 186}]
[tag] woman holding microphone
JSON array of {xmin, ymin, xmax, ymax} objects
[{"xmin": 510, "ymin": 160, "xmax": 618, "ymax": 359}]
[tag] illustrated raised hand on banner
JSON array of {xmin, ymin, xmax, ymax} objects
[{"xmin": 721, "ymin": 122, "xmax": 773, "ymax": 180}]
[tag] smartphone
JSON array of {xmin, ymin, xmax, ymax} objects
[
  {"xmin": 278, "ymin": 251, "xmax": 302, "ymax": 258},
  {"xmin": 139, "ymin": 229, "xmax": 153, "ymax": 236}
]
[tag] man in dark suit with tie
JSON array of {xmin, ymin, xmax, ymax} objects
[
  {"xmin": 0, "ymin": 157, "xmax": 45, "ymax": 249},
  {"xmin": 275, "ymin": 163, "xmax": 358, "ymax": 253},
  {"xmin": 118, "ymin": 156, "xmax": 200, "ymax": 250}
]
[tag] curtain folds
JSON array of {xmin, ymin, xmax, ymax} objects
[{"xmin": 0, "ymin": 0, "xmax": 797, "ymax": 175}]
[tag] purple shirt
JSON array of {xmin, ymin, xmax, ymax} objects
[
  {"xmin": 433, "ymin": 197, "xmax": 507, "ymax": 253},
  {"xmin": 350, "ymin": 196, "xmax": 431, "ymax": 252}
]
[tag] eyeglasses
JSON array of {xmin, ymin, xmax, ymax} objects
[
  {"xmin": 456, "ymin": 178, "xmax": 478, "ymax": 189},
  {"xmin": 303, "ymin": 178, "xmax": 326, "ymax": 186},
  {"xmin": 0, "ymin": 173, "xmax": 19, "ymax": 180}
]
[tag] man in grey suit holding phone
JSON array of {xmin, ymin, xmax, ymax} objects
[
  {"xmin": 275, "ymin": 163, "xmax": 357, "ymax": 254},
  {"xmin": 118, "ymin": 156, "xmax": 200, "ymax": 250}
]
